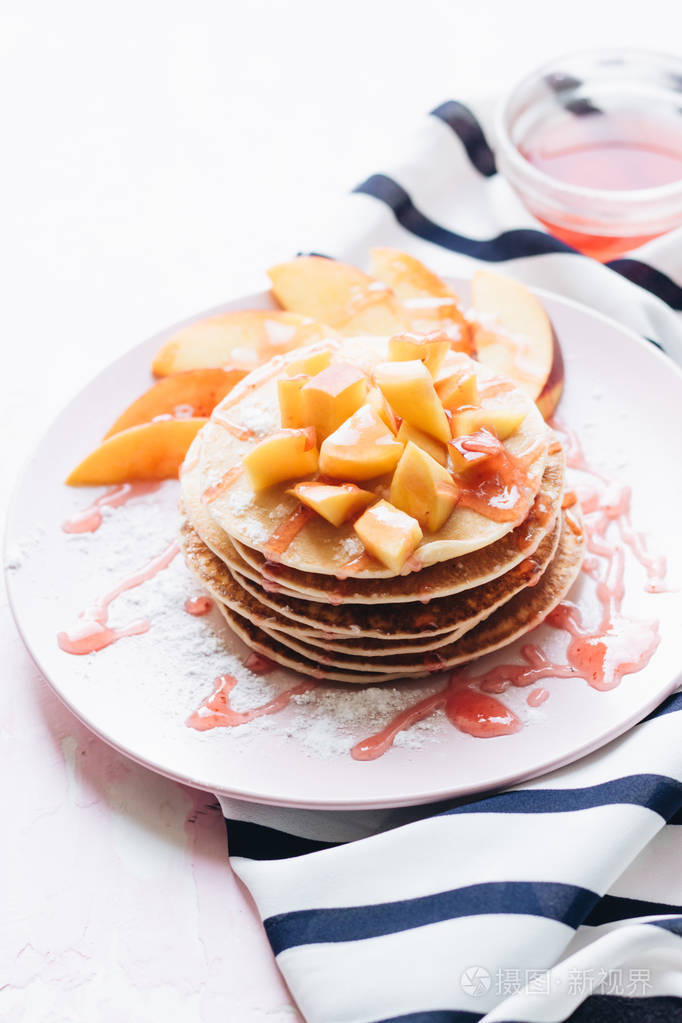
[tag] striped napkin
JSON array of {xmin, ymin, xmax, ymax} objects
[{"xmin": 220, "ymin": 98, "xmax": 682, "ymax": 1023}]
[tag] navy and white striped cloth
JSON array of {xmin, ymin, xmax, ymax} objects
[{"xmin": 219, "ymin": 98, "xmax": 682, "ymax": 1023}]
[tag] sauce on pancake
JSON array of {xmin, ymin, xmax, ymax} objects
[
  {"xmin": 201, "ymin": 464, "xmax": 243, "ymax": 504},
  {"xmin": 265, "ymin": 505, "xmax": 315, "ymax": 557},
  {"xmin": 455, "ymin": 439, "xmax": 546, "ymax": 523}
]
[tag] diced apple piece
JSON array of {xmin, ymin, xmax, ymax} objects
[
  {"xmin": 390, "ymin": 442, "xmax": 459, "ymax": 532},
  {"xmin": 268, "ymin": 256, "xmax": 406, "ymax": 336},
  {"xmin": 319, "ymin": 405, "xmax": 403, "ymax": 481},
  {"xmin": 434, "ymin": 360, "xmax": 479, "ymax": 410},
  {"xmin": 367, "ymin": 386, "xmax": 399, "ymax": 435},
  {"xmin": 278, "ymin": 375, "xmax": 309, "ymax": 428},
  {"xmin": 301, "ymin": 362, "xmax": 368, "ymax": 441},
  {"xmin": 451, "ymin": 405, "xmax": 525, "ymax": 441},
  {"xmin": 152, "ymin": 310, "xmax": 334, "ymax": 376},
  {"xmin": 471, "ymin": 270, "xmax": 554, "ymax": 400},
  {"xmin": 353, "ymin": 499, "xmax": 422, "ymax": 573},
  {"xmin": 285, "ymin": 347, "xmax": 333, "ymax": 377},
  {"xmin": 388, "ymin": 331, "xmax": 450, "ymax": 376},
  {"xmin": 374, "ymin": 360, "xmax": 450, "ymax": 443},
  {"xmin": 449, "ymin": 428, "xmax": 503, "ymax": 474},
  {"xmin": 396, "ymin": 421, "xmax": 447, "ymax": 466},
  {"xmin": 66, "ymin": 418, "xmax": 207, "ymax": 485},
  {"xmin": 243, "ymin": 427, "xmax": 318, "ymax": 492},
  {"xmin": 288, "ymin": 481, "xmax": 375, "ymax": 527},
  {"xmin": 104, "ymin": 369, "xmax": 243, "ymax": 439}
]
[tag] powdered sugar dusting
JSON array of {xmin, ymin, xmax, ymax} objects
[{"xmin": 45, "ymin": 481, "xmax": 446, "ymax": 760}]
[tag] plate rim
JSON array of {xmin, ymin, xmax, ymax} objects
[{"xmin": 6, "ymin": 278, "xmax": 682, "ymax": 809}]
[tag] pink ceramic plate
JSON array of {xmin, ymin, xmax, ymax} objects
[{"xmin": 6, "ymin": 281, "xmax": 682, "ymax": 809}]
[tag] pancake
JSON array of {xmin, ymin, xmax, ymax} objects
[
  {"xmin": 219, "ymin": 516, "xmax": 562, "ymax": 670},
  {"xmin": 181, "ymin": 434, "xmax": 565, "ymax": 608},
  {"xmin": 180, "ymin": 513, "xmax": 560, "ymax": 657},
  {"xmin": 195, "ymin": 336, "xmax": 549, "ymax": 576},
  {"xmin": 215, "ymin": 513, "xmax": 584, "ymax": 683}
]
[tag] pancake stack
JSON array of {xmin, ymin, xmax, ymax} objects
[{"xmin": 179, "ymin": 336, "xmax": 584, "ymax": 683}]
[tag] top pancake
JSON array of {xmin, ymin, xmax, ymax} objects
[{"xmin": 192, "ymin": 335, "xmax": 549, "ymax": 578}]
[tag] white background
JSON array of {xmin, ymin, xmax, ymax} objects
[{"xmin": 2, "ymin": 2, "xmax": 682, "ymax": 1019}]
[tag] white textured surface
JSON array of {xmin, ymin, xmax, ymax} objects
[{"xmin": 3, "ymin": 1, "xmax": 682, "ymax": 1019}]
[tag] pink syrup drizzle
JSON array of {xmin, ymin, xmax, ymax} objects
[
  {"xmin": 184, "ymin": 596, "xmax": 213, "ymax": 616},
  {"xmin": 57, "ymin": 540, "xmax": 180, "ymax": 655},
  {"xmin": 186, "ymin": 672, "xmax": 315, "ymax": 731},
  {"xmin": 181, "ymin": 421, "xmax": 669, "ymax": 758},
  {"xmin": 62, "ymin": 481, "xmax": 161, "ymax": 534},
  {"xmin": 244, "ymin": 652, "xmax": 277, "ymax": 675},
  {"xmin": 348, "ymin": 422, "xmax": 668, "ymax": 760}
]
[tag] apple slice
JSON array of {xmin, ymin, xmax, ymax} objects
[
  {"xmin": 301, "ymin": 362, "xmax": 368, "ymax": 441},
  {"xmin": 388, "ymin": 331, "xmax": 451, "ymax": 376},
  {"xmin": 243, "ymin": 427, "xmax": 318, "ymax": 492},
  {"xmin": 319, "ymin": 405, "xmax": 403, "ymax": 481},
  {"xmin": 288, "ymin": 481, "xmax": 375, "ymax": 526},
  {"xmin": 449, "ymin": 428, "xmax": 503, "ymax": 474},
  {"xmin": 66, "ymin": 418, "xmax": 207, "ymax": 485},
  {"xmin": 103, "ymin": 369, "xmax": 243, "ymax": 439},
  {"xmin": 396, "ymin": 421, "xmax": 448, "ymax": 466},
  {"xmin": 152, "ymin": 310, "xmax": 335, "ymax": 376},
  {"xmin": 353, "ymin": 499, "xmax": 422, "ymax": 572},
  {"xmin": 370, "ymin": 248, "xmax": 471, "ymax": 350},
  {"xmin": 390, "ymin": 442, "xmax": 459, "ymax": 532},
  {"xmin": 278, "ymin": 375, "xmax": 308, "ymax": 429},
  {"xmin": 471, "ymin": 270, "xmax": 554, "ymax": 401},
  {"xmin": 268, "ymin": 256, "xmax": 406, "ymax": 336},
  {"xmin": 374, "ymin": 360, "xmax": 450, "ymax": 443}
]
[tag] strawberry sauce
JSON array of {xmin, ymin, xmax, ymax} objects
[
  {"xmin": 264, "ymin": 505, "xmax": 314, "ymax": 557},
  {"xmin": 62, "ymin": 481, "xmax": 161, "ymax": 534},
  {"xmin": 186, "ymin": 673, "xmax": 314, "ymax": 731},
  {"xmin": 184, "ymin": 596, "xmax": 214, "ymax": 616},
  {"xmin": 455, "ymin": 440, "xmax": 545, "ymax": 523},
  {"xmin": 348, "ymin": 423, "xmax": 667, "ymax": 760},
  {"xmin": 57, "ymin": 540, "xmax": 180, "ymax": 655},
  {"xmin": 212, "ymin": 411, "xmax": 255, "ymax": 441},
  {"xmin": 201, "ymin": 465, "xmax": 243, "ymax": 504}
]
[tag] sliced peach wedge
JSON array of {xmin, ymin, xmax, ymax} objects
[
  {"xmin": 370, "ymin": 247, "xmax": 471, "ymax": 350},
  {"xmin": 66, "ymin": 418, "xmax": 207, "ymax": 485},
  {"xmin": 103, "ymin": 368, "xmax": 244, "ymax": 438},
  {"xmin": 319, "ymin": 405, "xmax": 403, "ymax": 481},
  {"xmin": 388, "ymin": 331, "xmax": 451, "ymax": 377},
  {"xmin": 470, "ymin": 269, "xmax": 564, "ymax": 418},
  {"xmin": 390, "ymin": 442, "xmax": 459, "ymax": 532},
  {"xmin": 288, "ymin": 482, "xmax": 375, "ymax": 527},
  {"xmin": 152, "ymin": 310, "xmax": 335, "ymax": 376},
  {"xmin": 243, "ymin": 427, "xmax": 318, "ymax": 492},
  {"xmin": 374, "ymin": 360, "xmax": 450, "ymax": 443},
  {"xmin": 301, "ymin": 362, "xmax": 368, "ymax": 441},
  {"xmin": 354, "ymin": 499, "xmax": 423, "ymax": 573},
  {"xmin": 268, "ymin": 256, "xmax": 407, "ymax": 336}
]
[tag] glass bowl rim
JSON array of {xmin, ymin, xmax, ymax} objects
[{"xmin": 494, "ymin": 47, "xmax": 682, "ymax": 206}]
